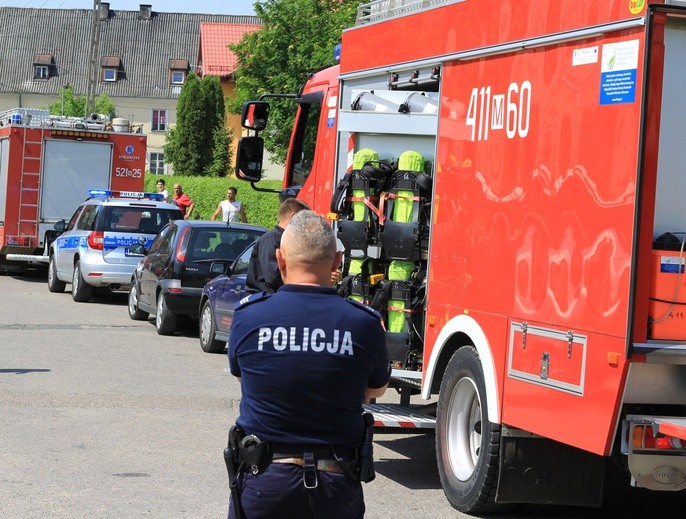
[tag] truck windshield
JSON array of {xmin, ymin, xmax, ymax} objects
[{"xmin": 288, "ymin": 93, "xmax": 323, "ymax": 188}]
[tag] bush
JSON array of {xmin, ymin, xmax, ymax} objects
[{"xmin": 146, "ymin": 175, "xmax": 282, "ymax": 229}]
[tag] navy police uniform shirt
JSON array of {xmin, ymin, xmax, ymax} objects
[
  {"xmin": 245, "ymin": 225, "xmax": 284, "ymax": 294},
  {"xmin": 228, "ymin": 284, "xmax": 390, "ymax": 447}
]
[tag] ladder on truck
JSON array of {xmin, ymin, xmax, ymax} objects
[
  {"xmin": 15, "ymin": 126, "xmax": 45, "ymax": 249},
  {"xmin": 363, "ymin": 369, "xmax": 436, "ymax": 430}
]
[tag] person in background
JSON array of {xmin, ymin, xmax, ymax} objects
[
  {"xmin": 245, "ymin": 198, "xmax": 309, "ymax": 294},
  {"xmin": 156, "ymin": 178, "xmax": 168, "ymax": 200},
  {"xmin": 227, "ymin": 210, "xmax": 390, "ymax": 519},
  {"xmin": 173, "ymin": 183, "xmax": 195, "ymax": 220},
  {"xmin": 211, "ymin": 186, "xmax": 247, "ymax": 223}
]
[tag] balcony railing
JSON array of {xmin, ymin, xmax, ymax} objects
[{"xmin": 356, "ymin": 0, "xmax": 458, "ymax": 25}]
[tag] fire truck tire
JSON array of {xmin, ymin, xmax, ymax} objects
[
  {"xmin": 155, "ymin": 291, "xmax": 177, "ymax": 335},
  {"xmin": 128, "ymin": 281, "xmax": 149, "ymax": 321},
  {"xmin": 47, "ymin": 256, "xmax": 66, "ymax": 293},
  {"xmin": 436, "ymin": 346, "xmax": 503, "ymax": 514},
  {"xmin": 71, "ymin": 261, "xmax": 93, "ymax": 302},
  {"xmin": 199, "ymin": 300, "xmax": 225, "ymax": 353}
]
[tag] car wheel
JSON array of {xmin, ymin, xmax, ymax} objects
[
  {"xmin": 436, "ymin": 346, "xmax": 504, "ymax": 514},
  {"xmin": 128, "ymin": 281, "xmax": 149, "ymax": 321},
  {"xmin": 71, "ymin": 260, "xmax": 93, "ymax": 302},
  {"xmin": 47, "ymin": 255, "xmax": 66, "ymax": 293},
  {"xmin": 155, "ymin": 291, "xmax": 177, "ymax": 335},
  {"xmin": 199, "ymin": 300, "xmax": 225, "ymax": 353}
]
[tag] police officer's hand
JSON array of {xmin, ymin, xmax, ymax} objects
[{"xmin": 330, "ymin": 269, "xmax": 342, "ymax": 286}]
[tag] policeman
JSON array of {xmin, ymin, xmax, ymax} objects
[
  {"xmin": 227, "ymin": 210, "xmax": 390, "ymax": 519},
  {"xmin": 245, "ymin": 198, "xmax": 309, "ymax": 294}
]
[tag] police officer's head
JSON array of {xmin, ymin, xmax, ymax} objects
[
  {"xmin": 276, "ymin": 210, "xmax": 342, "ymax": 287},
  {"xmin": 277, "ymin": 198, "xmax": 310, "ymax": 228}
]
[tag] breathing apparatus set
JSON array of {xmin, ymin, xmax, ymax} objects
[{"xmin": 329, "ymin": 148, "xmax": 432, "ymax": 370}]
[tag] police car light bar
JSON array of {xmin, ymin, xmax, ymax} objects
[
  {"xmin": 88, "ymin": 189, "xmax": 111, "ymax": 197},
  {"xmin": 87, "ymin": 189, "xmax": 164, "ymax": 200}
]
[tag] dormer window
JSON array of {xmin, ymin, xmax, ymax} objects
[
  {"xmin": 103, "ymin": 68, "xmax": 117, "ymax": 82},
  {"xmin": 33, "ymin": 53, "xmax": 54, "ymax": 80},
  {"xmin": 169, "ymin": 59, "xmax": 189, "ymax": 85},
  {"xmin": 35, "ymin": 65, "xmax": 49, "ymax": 79},
  {"xmin": 100, "ymin": 56, "xmax": 122, "ymax": 83}
]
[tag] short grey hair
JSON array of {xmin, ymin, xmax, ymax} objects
[{"xmin": 281, "ymin": 210, "xmax": 336, "ymax": 264}]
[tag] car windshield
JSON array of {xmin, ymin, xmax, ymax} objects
[
  {"xmin": 189, "ymin": 229, "xmax": 262, "ymax": 263},
  {"xmin": 102, "ymin": 207, "xmax": 181, "ymax": 234}
]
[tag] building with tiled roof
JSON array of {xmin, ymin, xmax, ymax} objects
[
  {"xmin": 0, "ymin": 3, "xmax": 260, "ymax": 175},
  {"xmin": 198, "ymin": 22, "xmax": 260, "ymax": 159}
]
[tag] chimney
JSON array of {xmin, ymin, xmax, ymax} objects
[
  {"xmin": 99, "ymin": 2, "xmax": 110, "ymax": 20},
  {"xmin": 139, "ymin": 4, "xmax": 152, "ymax": 20}
]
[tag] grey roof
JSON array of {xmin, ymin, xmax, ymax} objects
[{"xmin": 0, "ymin": 7, "xmax": 260, "ymax": 99}]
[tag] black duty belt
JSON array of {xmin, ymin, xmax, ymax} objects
[{"xmin": 270, "ymin": 443, "xmax": 356, "ymax": 461}]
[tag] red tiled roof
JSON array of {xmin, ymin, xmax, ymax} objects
[{"xmin": 199, "ymin": 22, "xmax": 260, "ymax": 77}]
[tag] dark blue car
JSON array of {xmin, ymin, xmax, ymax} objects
[{"xmin": 198, "ymin": 242, "xmax": 254, "ymax": 353}]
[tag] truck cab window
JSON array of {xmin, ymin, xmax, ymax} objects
[{"xmin": 288, "ymin": 94, "xmax": 323, "ymax": 188}]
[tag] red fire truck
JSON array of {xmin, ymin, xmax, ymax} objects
[
  {"xmin": 0, "ymin": 108, "xmax": 147, "ymax": 272},
  {"xmin": 236, "ymin": 0, "xmax": 686, "ymax": 512}
]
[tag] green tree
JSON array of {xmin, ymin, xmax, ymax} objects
[
  {"xmin": 47, "ymin": 85, "xmax": 116, "ymax": 118},
  {"xmin": 167, "ymin": 73, "xmax": 232, "ymax": 176},
  {"xmin": 230, "ymin": 0, "xmax": 357, "ymax": 164}
]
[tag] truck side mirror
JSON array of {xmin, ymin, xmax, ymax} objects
[
  {"xmin": 235, "ymin": 136, "xmax": 264, "ymax": 182},
  {"xmin": 241, "ymin": 101, "xmax": 269, "ymax": 131}
]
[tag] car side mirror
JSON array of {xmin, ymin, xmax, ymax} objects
[
  {"xmin": 129, "ymin": 243, "xmax": 147, "ymax": 256},
  {"xmin": 54, "ymin": 220, "xmax": 66, "ymax": 232},
  {"xmin": 209, "ymin": 261, "xmax": 229, "ymax": 276},
  {"xmin": 235, "ymin": 136, "xmax": 264, "ymax": 182},
  {"xmin": 241, "ymin": 101, "xmax": 269, "ymax": 131}
]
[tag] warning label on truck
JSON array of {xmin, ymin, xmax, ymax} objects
[{"xmin": 599, "ymin": 40, "xmax": 639, "ymax": 105}]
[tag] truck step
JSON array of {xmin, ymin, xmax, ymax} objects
[{"xmin": 363, "ymin": 403, "xmax": 436, "ymax": 429}]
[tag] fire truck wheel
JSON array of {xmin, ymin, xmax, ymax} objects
[
  {"xmin": 199, "ymin": 300, "xmax": 224, "ymax": 353},
  {"xmin": 436, "ymin": 346, "xmax": 502, "ymax": 514},
  {"xmin": 128, "ymin": 281, "xmax": 149, "ymax": 321},
  {"xmin": 155, "ymin": 291, "xmax": 177, "ymax": 335},
  {"xmin": 71, "ymin": 261, "xmax": 93, "ymax": 302},
  {"xmin": 47, "ymin": 256, "xmax": 66, "ymax": 293}
]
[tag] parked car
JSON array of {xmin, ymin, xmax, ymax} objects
[
  {"xmin": 48, "ymin": 190, "xmax": 183, "ymax": 302},
  {"xmin": 198, "ymin": 242, "xmax": 255, "ymax": 353},
  {"xmin": 127, "ymin": 220, "xmax": 266, "ymax": 335}
]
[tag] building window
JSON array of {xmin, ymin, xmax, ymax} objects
[
  {"xmin": 169, "ymin": 59, "xmax": 189, "ymax": 85},
  {"xmin": 171, "ymin": 71, "xmax": 185, "ymax": 85},
  {"xmin": 103, "ymin": 68, "xmax": 117, "ymax": 82},
  {"xmin": 34, "ymin": 65, "xmax": 49, "ymax": 79},
  {"xmin": 149, "ymin": 152, "xmax": 165, "ymax": 174},
  {"xmin": 151, "ymin": 110, "xmax": 167, "ymax": 131}
]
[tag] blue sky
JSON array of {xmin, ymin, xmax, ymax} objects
[{"xmin": 0, "ymin": 0, "xmax": 256, "ymax": 16}]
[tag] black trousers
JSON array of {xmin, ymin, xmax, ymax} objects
[{"xmin": 228, "ymin": 462, "xmax": 364, "ymax": 519}]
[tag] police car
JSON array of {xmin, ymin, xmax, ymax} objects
[{"xmin": 47, "ymin": 190, "xmax": 184, "ymax": 302}]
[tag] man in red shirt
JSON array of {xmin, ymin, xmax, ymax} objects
[{"xmin": 173, "ymin": 183, "xmax": 195, "ymax": 219}]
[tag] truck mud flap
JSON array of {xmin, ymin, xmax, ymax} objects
[{"xmin": 497, "ymin": 432, "xmax": 604, "ymax": 507}]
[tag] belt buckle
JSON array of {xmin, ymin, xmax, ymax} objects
[{"xmin": 302, "ymin": 451, "xmax": 318, "ymax": 489}]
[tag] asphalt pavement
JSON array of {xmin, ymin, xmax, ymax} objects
[{"xmin": 1, "ymin": 272, "xmax": 686, "ymax": 518}]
